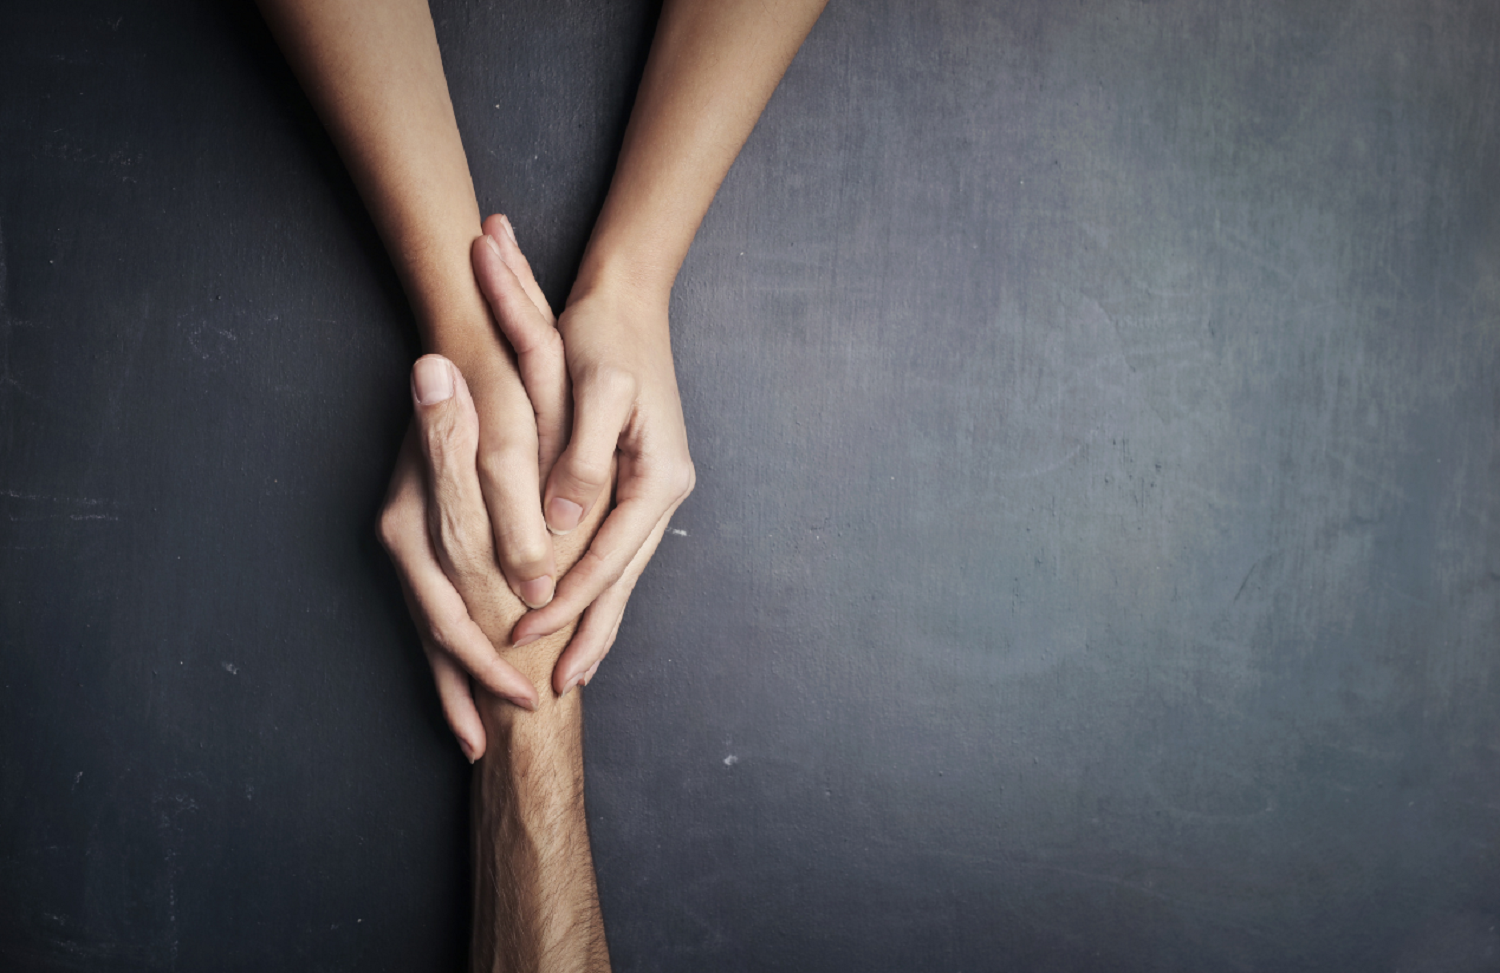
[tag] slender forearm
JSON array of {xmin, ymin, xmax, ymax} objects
[
  {"xmin": 256, "ymin": 0, "xmax": 490, "ymax": 354},
  {"xmin": 574, "ymin": 0, "xmax": 829, "ymax": 305},
  {"xmin": 262, "ymin": 2, "xmax": 607, "ymax": 964}
]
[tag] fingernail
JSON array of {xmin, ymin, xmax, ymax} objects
[
  {"xmin": 412, "ymin": 357, "xmax": 454, "ymax": 405},
  {"xmin": 500, "ymin": 214, "xmax": 517, "ymax": 245},
  {"xmin": 519, "ymin": 575, "xmax": 554, "ymax": 609},
  {"xmin": 484, "ymin": 233, "xmax": 503, "ymax": 260},
  {"xmin": 459, "ymin": 738, "xmax": 477, "ymax": 764},
  {"xmin": 583, "ymin": 661, "xmax": 601, "ymax": 686},
  {"xmin": 513, "ymin": 632, "xmax": 540, "ymax": 649},
  {"xmin": 546, "ymin": 497, "xmax": 584, "ymax": 534}
]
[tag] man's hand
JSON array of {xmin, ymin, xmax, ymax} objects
[
  {"xmin": 508, "ymin": 282, "xmax": 695, "ymax": 694},
  {"xmin": 380, "ymin": 368, "xmax": 531, "ymax": 760},
  {"xmin": 432, "ymin": 215, "xmax": 572, "ymax": 613},
  {"xmin": 382, "ymin": 350, "xmax": 612, "ymax": 970},
  {"xmin": 379, "ymin": 219, "xmax": 596, "ymax": 761}
]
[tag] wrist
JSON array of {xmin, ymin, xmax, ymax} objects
[
  {"xmin": 476, "ymin": 685, "xmax": 586, "ymax": 834},
  {"xmin": 567, "ymin": 254, "xmax": 674, "ymax": 325},
  {"xmin": 569, "ymin": 221, "xmax": 679, "ymax": 314},
  {"xmin": 481, "ymin": 681, "xmax": 582, "ymax": 755}
]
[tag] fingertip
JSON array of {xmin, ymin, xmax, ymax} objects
[
  {"xmin": 499, "ymin": 684, "xmax": 539, "ymax": 713},
  {"xmin": 505, "ymin": 674, "xmax": 540, "ymax": 712},
  {"xmin": 477, "ymin": 659, "xmax": 540, "ymax": 713},
  {"xmin": 553, "ymin": 659, "xmax": 580, "ymax": 696},
  {"xmin": 429, "ymin": 647, "xmax": 487, "ymax": 762}
]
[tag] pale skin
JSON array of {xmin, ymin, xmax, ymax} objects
[{"xmin": 258, "ymin": 0, "xmax": 828, "ymax": 966}]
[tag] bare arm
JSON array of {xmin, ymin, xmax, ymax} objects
[
  {"xmin": 471, "ymin": 673, "xmax": 609, "ymax": 972},
  {"xmin": 579, "ymin": 0, "xmax": 832, "ymax": 301},
  {"xmin": 258, "ymin": 0, "xmax": 566, "ymax": 626},
  {"xmin": 255, "ymin": 3, "xmax": 611, "ymax": 948},
  {"xmin": 386, "ymin": 370, "xmax": 609, "ymax": 971},
  {"xmin": 514, "ymin": 0, "xmax": 831, "ymax": 693},
  {"xmin": 382, "ymin": 227, "xmax": 611, "ymax": 971}
]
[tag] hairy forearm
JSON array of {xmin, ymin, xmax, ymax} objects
[
  {"xmin": 256, "ymin": 0, "xmax": 491, "ymax": 355},
  {"xmin": 471, "ymin": 691, "xmax": 608, "ymax": 973},
  {"xmin": 574, "ymin": 0, "xmax": 829, "ymax": 305},
  {"xmin": 465, "ymin": 495, "xmax": 612, "ymax": 973}
]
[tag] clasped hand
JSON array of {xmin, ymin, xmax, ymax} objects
[{"xmin": 378, "ymin": 216, "xmax": 694, "ymax": 761}]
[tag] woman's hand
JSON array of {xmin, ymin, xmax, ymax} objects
[
  {"xmin": 510, "ymin": 281, "xmax": 696, "ymax": 694},
  {"xmin": 500, "ymin": 0, "xmax": 828, "ymax": 691}
]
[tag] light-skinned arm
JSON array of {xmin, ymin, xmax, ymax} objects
[
  {"xmin": 256, "ymin": 0, "xmax": 566, "ymax": 632},
  {"xmin": 513, "ymin": 0, "xmax": 831, "ymax": 693}
]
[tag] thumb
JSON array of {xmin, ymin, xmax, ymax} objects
[
  {"xmin": 410, "ymin": 354, "xmax": 487, "ymax": 558},
  {"xmin": 411, "ymin": 354, "xmax": 479, "ymax": 458}
]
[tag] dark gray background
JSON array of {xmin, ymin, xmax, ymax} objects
[{"xmin": 3, "ymin": 0, "xmax": 1498, "ymax": 970}]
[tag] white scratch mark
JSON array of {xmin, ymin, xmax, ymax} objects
[
  {"xmin": 668, "ymin": 527, "xmax": 688, "ymax": 537},
  {"xmin": 220, "ymin": 662, "xmax": 238, "ymax": 675},
  {"xmin": 1, "ymin": 489, "xmax": 107, "ymax": 505},
  {"xmin": 723, "ymin": 755, "xmax": 738, "ymax": 766}
]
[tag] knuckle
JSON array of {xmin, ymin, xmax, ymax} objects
[
  {"xmin": 377, "ymin": 501, "xmax": 416, "ymax": 554},
  {"xmin": 426, "ymin": 613, "xmax": 468, "ymax": 657},
  {"xmin": 434, "ymin": 506, "xmax": 493, "ymax": 572},
  {"xmin": 661, "ymin": 455, "xmax": 696, "ymax": 503},
  {"xmin": 480, "ymin": 439, "xmax": 538, "ymax": 481},
  {"xmin": 577, "ymin": 546, "xmax": 625, "ymax": 589},
  {"xmin": 564, "ymin": 455, "xmax": 613, "ymax": 491},
  {"xmin": 535, "ymin": 329, "xmax": 565, "ymax": 361},
  {"xmin": 499, "ymin": 534, "xmax": 550, "ymax": 575},
  {"xmin": 423, "ymin": 409, "xmax": 476, "ymax": 464},
  {"xmin": 376, "ymin": 507, "xmax": 401, "ymax": 553},
  {"xmin": 581, "ymin": 363, "xmax": 637, "ymax": 403}
]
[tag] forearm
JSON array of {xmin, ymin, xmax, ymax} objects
[
  {"xmin": 472, "ymin": 690, "xmax": 607, "ymax": 973},
  {"xmin": 464, "ymin": 498, "xmax": 613, "ymax": 973},
  {"xmin": 573, "ymin": 0, "xmax": 829, "ymax": 306},
  {"xmin": 256, "ymin": 0, "xmax": 490, "ymax": 356}
]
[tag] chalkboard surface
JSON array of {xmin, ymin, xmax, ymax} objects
[{"xmin": 3, "ymin": 1, "xmax": 1498, "ymax": 970}]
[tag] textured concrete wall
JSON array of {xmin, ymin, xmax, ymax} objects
[{"xmin": 2, "ymin": 1, "xmax": 1498, "ymax": 970}]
